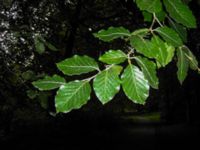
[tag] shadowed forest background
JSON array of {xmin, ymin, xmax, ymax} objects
[{"xmin": 0, "ymin": 0, "xmax": 200, "ymax": 149}]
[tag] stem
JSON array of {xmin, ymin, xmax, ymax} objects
[{"xmin": 153, "ymin": 13, "xmax": 163, "ymax": 27}]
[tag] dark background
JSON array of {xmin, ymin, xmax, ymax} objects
[{"xmin": 0, "ymin": 0, "xmax": 200, "ymax": 149}]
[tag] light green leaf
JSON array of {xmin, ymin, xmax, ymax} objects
[
  {"xmin": 32, "ymin": 75, "xmax": 66, "ymax": 91},
  {"xmin": 151, "ymin": 35, "xmax": 175, "ymax": 67},
  {"xmin": 130, "ymin": 35, "xmax": 154, "ymax": 58},
  {"xmin": 136, "ymin": 0, "xmax": 162, "ymax": 13},
  {"xmin": 57, "ymin": 55, "xmax": 99, "ymax": 76},
  {"xmin": 155, "ymin": 26, "xmax": 183, "ymax": 47},
  {"xmin": 163, "ymin": 0, "xmax": 196, "ymax": 28},
  {"xmin": 93, "ymin": 66, "xmax": 121, "ymax": 104},
  {"xmin": 121, "ymin": 64, "xmax": 149, "ymax": 104},
  {"xmin": 131, "ymin": 28, "xmax": 150, "ymax": 36},
  {"xmin": 111, "ymin": 65, "xmax": 123, "ymax": 75},
  {"xmin": 99, "ymin": 50, "xmax": 127, "ymax": 64},
  {"xmin": 55, "ymin": 80, "xmax": 91, "ymax": 113},
  {"xmin": 168, "ymin": 19, "xmax": 187, "ymax": 43},
  {"xmin": 34, "ymin": 36, "xmax": 45, "ymax": 54},
  {"xmin": 176, "ymin": 47, "xmax": 189, "ymax": 84},
  {"xmin": 93, "ymin": 27, "xmax": 131, "ymax": 42},
  {"xmin": 134, "ymin": 56, "xmax": 159, "ymax": 89},
  {"xmin": 182, "ymin": 46, "xmax": 199, "ymax": 70}
]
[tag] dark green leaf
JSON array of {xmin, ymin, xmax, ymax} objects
[
  {"xmin": 32, "ymin": 75, "xmax": 66, "ymax": 91},
  {"xmin": 155, "ymin": 26, "xmax": 183, "ymax": 47},
  {"xmin": 34, "ymin": 36, "xmax": 45, "ymax": 54},
  {"xmin": 136, "ymin": 0, "xmax": 162, "ymax": 13},
  {"xmin": 176, "ymin": 47, "xmax": 189, "ymax": 84},
  {"xmin": 182, "ymin": 46, "xmax": 199, "ymax": 70},
  {"xmin": 163, "ymin": 0, "xmax": 196, "ymax": 28},
  {"xmin": 168, "ymin": 19, "xmax": 187, "ymax": 43},
  {"xmin": 142, "ymin": 11, "xmax": 152, "ymax": 22}
]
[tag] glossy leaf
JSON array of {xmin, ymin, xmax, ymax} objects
[
  {"xmin": 136, "ymin": 0, "xmax": 162, "ymax": 13},
  {"xmin": 121, "ymin": 64, "xmax": 149, "ymax": 104},
  {"xmin": 32, "ymin": 75, "xmax": 66, "ymax": 91},
  {"xmin": 93, "ymin": 27, "xmax": 131, "ymax": 42},
  {"xmin": 55, "ymin": 80, "xmax": 91, "ymax": 113},
  {"xmin": 163, "ymin": 0, "xmax": 196, "ymax": 28},
  {"xmin": 151, "ymin": 35, "xmax": 175, "ymax": 67},
  {"xmin": 57, "ymin": 55, "xmax": 99, "ymax": 76},
  {"xmin": 155, "ymin": 26, "xmax": 183, "ymax": 47},
  {"xmin": 135, "ymin": 56, "xmax": 159, "ymax": 89},
  {"xmin": 130, "ymin": 35, "xmax": 154, "ymax": 58},
  {"xmin": 99, "ymin": 50, "xmax": 127, "ymax": 64},
  {"xmin": 93, "ymin": 66, "xmax": 121, "ymax": 104},
  {"xmin": 176, "ymin": 47, "xmax": 189, "ymax": 84}
]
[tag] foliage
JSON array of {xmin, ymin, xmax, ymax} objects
[{"xmin": 33, "ymin": 0, "xmax": 200, "ymax": 113}]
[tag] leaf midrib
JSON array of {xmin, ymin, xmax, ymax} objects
[
  {"xmin": 167, "ymin": 0, "xmax": 190, "ymax": 25},
  {"xmin": 130, "ymin": 65, "xmax": 141, "ymax": 101}
]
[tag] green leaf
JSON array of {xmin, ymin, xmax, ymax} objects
[
  {"xmin": 182, "ymin": 46, "xmax": 199, "ymax": 70},
  {"xmin": 151, "ymin": 35, "xmax": 175, "ymax": 67},
  {"xmin": 142, "ymin": 11, "xmax": 152, "ymax": 22},
  {"xmin": 168, "ymin": 19, "xmax": 187, "ymax": 43},
  {"xmin": 176, "ymin": 47, "xmax": 189, "ymax": 84},
  {"xmin": 134, "ymin": 56, "xmax": 159, "ymax": 89},
  {"xmin": 163, "ymin": 0, "xmax": 196, "ymax": 28},
  {"xmin": 93, "ymin": 27, "xmax": 131, "ymax": 42},
  {"xmin": 32, "ymin": 75, "xmax": 66, "ymax": 91},
  {"xmin": 121, "ymin": 64, "xmax": 149, "ymax": 104},
  {"xmin": 131, "ymin": 28, "xmax": 150, "ymax": 36},
  {"xmin": 155, "ymin": 26, "xmax": 183, "ymax": 47},
  {"xmin": 44, "ymin": 41, "xmax": 58, "ymax": 51},
  {"xmin": 155, "ymin": 11, "xmax": 166, "ymax": 22},
  {"xmin": 136, "ymin": 0, "xmax": 162, "ymax": 13},
  {"xmin": 57, "ymin": 55, "xmax": 99, "ymax": 76},
  {"xmin": 34, "ymin": 36, "xmax": 45, "ymax": 54},
  {"xmin": 130, "ymin": 35, "xmax": 154, "ymax": 58},
  {"xmin": 99, "ymin": 50, "xmax": 127, "ymax": 64},
  {"xmin": 93, "ymin": 66, "xmax": 121, "ymax": 104},
  {"xmin": 26, "ymin": 90, "xmax": 39, "ymax": 99},
  {"xmin": 55, "ymin": 80, "xmax": 91, "ymax": 113}
]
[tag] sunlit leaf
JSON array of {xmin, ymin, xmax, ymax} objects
[
  {"xmin": 57, "ymin": 55, "xmax": 99, "ymax": 76},
  {"xmin": 99, "ymin": 50, "xmax": 127, "ymax": 64},
  {"xmin": 121, "ymin": 64, "xmax": 149, "ymax": 104},
  {"xmin": 55, "ymin": 80, "xmax": 91, "ymax": 113},
  {"xmin": 93, "ymin": 66, "xmax": 121, "ymax": 104}
]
